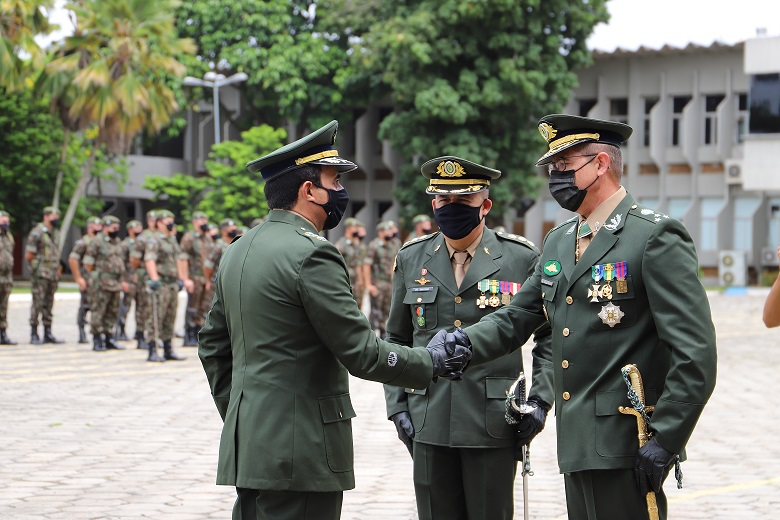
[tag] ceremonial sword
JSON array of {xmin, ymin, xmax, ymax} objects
[{"xmin": 506, "ymin": 372, "xmax": 534, "ymax": 520}]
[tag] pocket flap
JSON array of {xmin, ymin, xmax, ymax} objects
[
  {"xmin": 404, "ymin": 387, "xmax": 428, "ymax": 395},
  {"xmin": 318, "ymin": 393, "xmax": 357, "ymax": 424},
  {"xmin": 485, "ymin": 377, "xmax": 516, "ymax": 399},
  {"xmin": 540, "ymin": 280, "xmax": 557, "ymax": 301},
  {"xmin": 403, "ymin": 285, "xmax": 439, "ymax": 305},
  {"xmin": 596, "ymin": 388, "xmax": 658, "ymax": 416}
]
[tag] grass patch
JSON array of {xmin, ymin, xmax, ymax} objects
[{"xmin": 11, "ymin": 286, "xmax": 81, "ymax": 294}]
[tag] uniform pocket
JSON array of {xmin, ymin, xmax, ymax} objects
[
  {"xmin": 588, "ymin": 275, "xmax": 638, "ymax": 330},
  {"xmin": 485, "ymin": 377, "xmax": 515, "ymax": 439},
  {"xmin": 541, "ymin": 279, "xmax": 557, "ymax": 322},
  {"xmin": 318, "ymin": 394, "xmax": 357, "ymax": 473},
  {"xmin": 594, "ymin": 388, "xmax": 658, "ymax": 458},
  {"xmin": 404, "ymin": 387, "xmax": 428, "ymax": 433},
  {"xmin": 404, "ymin": 286, "xmax": 439, "ymax": 331}
]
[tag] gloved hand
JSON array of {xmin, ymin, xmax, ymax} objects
[
  {"xmin": 635, "ymin": 437, "xmax": 675, "ymax": 495},
  {"xmin": 510, "ymin": 397, "xmax": 550, "ymax": 447},
  {"xmin": 146, "ymin": 279, "xmax": 162, "ymax": 292},
  {"xmin": 389, "ymin": 411, "xmax": 415, "ymax": 457},
  {"xmin": 425, "ymin": 328, "xmax": 472, "ymax": 381},
  {"xmin": 177, "ymin": 278, "xmax": 184, "ymax": 291}
]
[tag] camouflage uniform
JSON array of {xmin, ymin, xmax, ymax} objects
[
  {"xmin": 335, "ymin": 235, "xmax": 366, "ymax": 303},
  {"xmin": 144, "ymin": 231, "xmax": 182, "ymax": 343},
  {"xmin": 118, "ymin": 235, "xmax": 140, "ymax": 336},
  {"xmin": 179, "ymin": 227, "xmax": 210, "ymax": 344},
  {"xmin": 365, "ymin": 233, "xmax": 401, "ymax": 336},
  {"xmin": 205, "ymin": 237, "xmax": 229, "ymax": 278},
  {"xmin": 0, "ymin": 224, "xmax": 14, "ymax": 336},
  {"xmin": 131, "ymin": 228, "xmax": 157, "ymax": 346},
  {"xmin": 70, "ymin": 232, "xmax": 98, "ymax": 343},
  {"xmin": 26, "ymin": 223, "xmax": 61, "ymax": 329},
  {"xmin": 84, "ymin": 234, "xmax": 125, "ymax": 335}
]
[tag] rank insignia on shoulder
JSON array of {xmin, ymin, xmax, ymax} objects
[{"xmin": 304, "ymin": 231, "xmax": 328, "ymax": 242}]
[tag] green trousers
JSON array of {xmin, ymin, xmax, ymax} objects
[
  {"xmin": 413, "ymin": 442, "xmax": 517, "ymax": 520},
  {"xmin": 564, "ymin": 469, "xmax": 668, "ymax": 520},
  {"xmin": 233, "ymin": 488, "xmax": 343, "ymax": 520}
]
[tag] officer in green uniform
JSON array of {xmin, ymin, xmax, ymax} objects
[
  {"xmin": 335, "ymin": 217, "xmax": 367, "ymax": 304},
  {"xmin": 384, "ymin": 156, "xmax": 554, "ymax": 520},
  {"xmin": 130, "ymin": 210, "xmax": 159, "ymax": 349},
  {"xmin": 84, "ymin": 216, "xmax": 127, "ymax": 351},
  {"xmin": 25, "ymin": 206, "xmax": 64, "ymax": 344},
  {"xmin": 364, "ymin": 220, "xmax": 401, "ymax": 338},
  {"xmin": 69, "ymin": 216, "xmax": 103, "ymax": 344},
  {"xmin": 0, "ymin": 210, "xmax": 16, "ymax": 345},
  {"xmin": 198, "ymin": 120, "xmax": 471, "ymax": 520},
  {"xmin": 117, "ymin": 219, "xmax": 143, "ymax": 342},
  {"xmin": 180, "ymin": 211, "xmax": 211, "ymax": 346},
  {"xmin": 441, "ymin": 115, "xmax": 718, "ymax": 520},
  {"xmin": 144, "ymin": 209, "xmax": 189, "ymax": 362},
  {"xmin": 406, "ymin": 214, "xmax": 433, "ymax": 244}
]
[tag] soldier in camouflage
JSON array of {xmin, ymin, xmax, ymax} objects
[
  {"xmin": 405, "ymin": 214, "xmax": 433, "ymax": 244},
  {"xmin": 364, "ymin": 220, "xmax": 401, "ymax": 338},
  {"xmin": 203, "ymin": 218, "xmax": 238, "ymax": 285},
  {"xmin": 25, "ymin": 206, "xmax": 64, "ymax": 344},
  {"xmin": 69, "ymin": 216, "xmax": 103, "ymax": 344},
  {"xmin": 144, "ymin": 210, "xmax": 190, "ymax": 362},
  {"xmin": 84, "ymin": 216, "xmax": 127, "ymax": 351},
  {"xmin": 179, "ymin": 211, "xmax": 211, "ymax": 346},
  {"xmin": 335, "ymin": 217, "xmax": 367, "ymax": 304},
  {"xmin": 130, "ymin": 210, "xmax": 158, "ymax": 349},
  {"xmin": 0, "ymin": 210, "xmax": 16, "ymax": 345},
  {"xmin": 116, "ymin": 220, "xmax": 143, "ymax": 342}
]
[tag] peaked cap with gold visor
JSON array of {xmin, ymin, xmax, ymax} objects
[
  {"xmin": 535, "ymin": 114, "xmax": 633, "ymax": 166},
  {"xmin": 421, "ymin": 156, "xmax": 501, "ymax": 195}
]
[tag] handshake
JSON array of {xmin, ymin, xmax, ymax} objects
[{"xmin": 424, "ymin": 328, "xmax": 473, "ymax": 381}]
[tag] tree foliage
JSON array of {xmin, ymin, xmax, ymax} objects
[
  {"xmin": 322, "ymin": 0, "xmax": 609, "ymax": 225},
  {"xmin": 0, "ymin": 0, "xmax": 55, "ymax": 91},
  {"xmin": 144, "ymin": 124, "xmax": 287, "ymax": 225}
]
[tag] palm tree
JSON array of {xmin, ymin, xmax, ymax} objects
[
  {"xmin": 38, "ymin": 0, "xmax": 195, "ymax": 239},
  {"xmin": 0, "ymin": 0, "xmax": 54, "ymax": 91}
]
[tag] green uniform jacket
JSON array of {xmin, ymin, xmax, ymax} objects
[
  {"xmin": 464, "ymin": 194, "xmax": 717, "ymax": 473},
  {"xmin": 384, "ymin": 229, "xmax": 554, "ymax": 447},
  {"xmin": 198, "ymin": 210, "xmax": 434, "ymax": 492}
]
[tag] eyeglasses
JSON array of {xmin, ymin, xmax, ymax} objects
[{"xmin": 547, "ymin": 154, "xmax": 598, "ymax": 174}]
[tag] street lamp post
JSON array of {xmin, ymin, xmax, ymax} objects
[{"xmin": 182, "ymin": 71, "xmax": 249, "ymax": 145}]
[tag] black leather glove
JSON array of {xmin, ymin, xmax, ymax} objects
[
  {"xmin": 146, "ymin": 279, "xmax": 162, "ymax": 292},
  {"xmin": 389, "ymin": 411, "xmax": 415, "ymax": 457},
  {"xmin": 511, "ymin": 397, "xmax": 550, "ymax": 447},
  {"xmin": 635, "ymin": 437, "xmax": 675, "ymax": 495},
  {"xmin": 425, "ymin": 328, "xmax": 472, "ymax": 380}
]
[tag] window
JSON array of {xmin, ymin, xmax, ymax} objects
[
  {"xmin": 700, "ymin": 198, "xmax": 724, "ymax": 251},
  {"xmin": 733, "ymin": 198, "xmax": 761, "ymax": 251},
  {"xmin": 671, "ymin": 96, "xmax": 691, "ymax": 146},
  {"xmin": 610, "ymin": 98, "xmax": 628, "ymax": 124},
  {"xmin": 578, "ymin": 99, "xmax": 597, "ymax": 117},
  {"xmin": 768, "ymin": 198, "xmax": 780, "ymax": 247},
  {"xmin": 737, "ymin": 93, "xmax": 749, "ymax": 143},
  {"xmin": 703, "ymin": 95, "xmax": 724, "ymax": 145},
  {"xmin": 643, "ymin": 98, "xmax": 658, "ymax": 147},
  {"xmin": 638, "ymin": 197, "xmax": 659, "ymax": 210},
  {"xmin": 667, "ymin": 198, "xmax": 691, "ymax": 220},
  {"xmin": 749, "ymin": 74, "xmax": 780, "ymax": 134}
]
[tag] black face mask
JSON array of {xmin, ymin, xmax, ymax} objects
[
  {"xmin": 0, "ymin": 223, "xmax": 8, "ymax": 233},
  {"xmin": 49, "ymin": 218, "xmax": 60, "ymax": 228},
  {"xmin": 384, "ymin": 233, "xmax": 398, "ymax": 241},
  {"xmin": 166, "ymin": 222, "xmax": 175, "ymax": 231},
  {"xmin": 313, "ymin": 184, "xmax": 349, "ymax": 231},
  {"xmin": 108, "ymin": 230, "xmax": 119, "ymax": 239},
  {"xmin": 421, "ymin": 226, "xmax": 432, "ymax": 234},
  {"xmin": 200, "ymin": 223, "xmax": 210, "ymax": 232},
  {"xmin": 227, "ymin": 230, "xmax": 238, "ymax": 239},
  {"xmin": 548, "ymin": 156, "xmax": 599, "ymax": 213},
  {"xmin": 433, "ymin": 202, "xmax": 484, "ymax": 240}
]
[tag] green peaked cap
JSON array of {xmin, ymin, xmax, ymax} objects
[
  {"xmin": 246, "ymin": 120, "xmax": 358, "ymax": 181},
  {"xmin": 421, "ymin": 156, "xmax": 500, "ymax": 195},
  {"xmin": 535, "ymin": 114, "xmax": 633, "ymax": 166}
]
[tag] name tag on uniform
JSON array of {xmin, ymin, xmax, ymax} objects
[
  {"xmin": 541, "ymin": 278, "xmax": 554, "ymax": 287},
  {"xmin": 412, "ymin": 287, "xmax": 434, "ymax": 292}
]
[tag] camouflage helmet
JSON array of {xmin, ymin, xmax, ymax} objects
[
  {"xmin": 126, "ymin": 220, "xmax": 142, "ymax": 230},
  {"xmin": 0, "ymin": 210, "xmax": 9, "ymax": 218},
  {"xmin": 156, "ymin": 209, "xmax": 175, "ymax": 220},
  {"xmin": 192, "ymin": 211, "xmax": 208, "ymax": 220},
  {"xmin": 145, "ymin": 209, "xmax": 158, "ymax": 221},
  {"xmin": 87, "ymin": 216, "xmax": 103, "ymax": 226},
  {"xmin": 43, "ymin": 206, "xmax": 61, "ymax": 216},
  {"xmin": 220, "ymin": 218, "xmax": 237, "ymax": 229},
  {"xmin": 343, "ymin": 217, "xmax": 363, "ymax": 228},
  {"xmin": 102, "ymin": 215, "xmax": 121, "ymax": 226},
  {"xmin": 412, "ymin": 214, "xmax": 431, "ymax": 225}
]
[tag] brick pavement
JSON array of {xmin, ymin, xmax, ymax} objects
[{"xmin": 0, "ymin": 290, "xmax": 779, "ymax": 519}]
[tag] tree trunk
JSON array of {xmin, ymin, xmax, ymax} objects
[
  {"xmin": 59, "ymin": 144, "xmax": 97, "ymax": 244},
  {"xmin": 52, "ymin": 128, "xmax": 71, "ymax": 209}
]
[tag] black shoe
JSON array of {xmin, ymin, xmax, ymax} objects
[
  {"xmin": 182, "ymin": 325, "xmax": 198, "ymax": 347},
  {"xmin": 77, "ymin": 325, "xmax": 88, "ymax": 344},
  {"xmin": 147, "ymin": 340, "xmax": 164, "ymax": 362},
  {"xmin": 31, "ymin": 327, "xmax": 42, "ymax": 345},
  {"xmin": 163, "ymin": 340, "xmax": 186, "ymax": 361},
  {"xmin": 0, "ymin": 328, "xmax": 16, "ymax": 345},
  {"xmin": 104, "ymin": 333, "xmax": 124, "ymax": 350},
  {"xmin": 116, "ymin": 323, "xmax": 128, "ymax": 341},
  {"xmin": 135, "ymin": 331, "xmax": 147, "ymax": 350},
  {"xmin": 93, "ymin": 334, "xmax": 106, "ymax": 351},
  {"xmin": 43, "ymin": 326, "xmax": 64, "ymax": 344}
]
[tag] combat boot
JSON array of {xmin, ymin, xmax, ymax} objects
[
  {"xmin": 182, "ymin": 324, "xmax": 198, "ymax": 347},
  {"xmin": 93, "ymin": 334, "xmax": 106, "ymax": 351},
  {"xmin": 43, "ymin": 326, "xmax": 64, "ymax": 344},
  {"xmin": 116, "ymin": 318, "xmax": 128, "ymax": 341},
  {"xmin": 163, "ymin": 339, "xmax": 186, "ymax": 361},
  {"xmin": 147, "ymin": 339, "xmax": 163, "ymax": 362},
  {"xmin": 31, "ymin": 326, "xmax": 42, "ymax": 345},
  {"xmin": 135, "ymin": 331, "xmax": 147, "ymax": 349},
  {"xmin": 77, "ymin": 324, "xmax": 88, "ymax": 344},
  {"xmin": 0, "ymin": 328, "xmax": 17, "ymax": 345},
  {"xmin": 104, "ymin": 333, "xmax": 124, "ymax": 350}
]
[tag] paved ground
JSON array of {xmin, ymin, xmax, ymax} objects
[{"xmin": 1, "ymin": 289, "xmax": 779, "ymax": 519}]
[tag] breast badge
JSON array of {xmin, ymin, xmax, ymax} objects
[{"xmin": 598, "ymin": 302, "xmax": 624, "ymax": 328}]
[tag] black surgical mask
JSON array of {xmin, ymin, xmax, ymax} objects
[
  {"xmin": 0, "ymin": 223, "xmax": 8, "ymax": 233},
  {"xmin": 433, "ymin": 202, "xmax": 484, "ymax": 240},
  {"xmin": 227, "ymin": 230, "xmax": 238, "ymax": 239},
  {"xmin": 49, "ymin": 218, "xmax": 60, "ymax": 228},
  {"xmin": 421, "ymin": 225, "xmax": 432, "ymax": 234},
  {"xmin": 548, "ymin": 157, "xmax": 599, "ymax": 213},
  {"xmin": 200, "ymin": 223, "xmax": 210, "ymax": 232},
  {"xmin": 313, "ymin": 184, "xmax": 349, "ymax": 231},
  {"xmin": 108, "ymin": 230, "xmax": 119, "ymax": 238},
  {"xmin": 166, "ymin": 222, "xmax": 175, "ymax": 231},
  {"xmin": 385, "ymin": 233, "xmax": 398, "ymax": 241}
]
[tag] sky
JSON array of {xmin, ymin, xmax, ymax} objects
[{"xmin": 39, "ymin": 0, "xmax": 780, "ymax": 51}]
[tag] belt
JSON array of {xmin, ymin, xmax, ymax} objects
[
  {"xmin": 159, "ymin": 275, "xmax": 178, "ymax": 284},
  {"xmin": 100, "ymin": 272, "xmax": 121, "ymax": 280}
]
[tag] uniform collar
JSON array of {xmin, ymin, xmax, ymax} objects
[
  {"xmin": 269, "ymin": 209, "xmax": 319, "ymax": 234},
  {"xmin": 580, "ymin": 186, "xmax": 626, "ymax": 237},
  {"xmin": 444, "ymin": 230, "xmax": 484, "ymax": 259}
]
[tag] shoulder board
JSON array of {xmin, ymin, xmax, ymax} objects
[
  {"xmin": 399, "ymin": 232, "xmax": 438, "ymax": 251},
  {"xmin": 630, "ymin": 204, "xmax": 672, "ymax": 225},
  {"xmin": 296, "ymin": 227, "xmax": 329, "ymax": 243},
  {"xmin": 495, "ymin": 231, "xmax": 537, "ymax": 251}
]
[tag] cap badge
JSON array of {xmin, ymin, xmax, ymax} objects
[
  {"xmin": 437, "ymin": 160, "xmax": 466, "ymax": 178},
  {"xmin": 538, "ymin": 122, "xmax": 557, "ymax": 142}
]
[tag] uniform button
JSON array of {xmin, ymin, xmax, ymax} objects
[
  {"xmin": 566, "ymin": 296, "xmax": 573, "ymax": 305},
  {"xmin": 631, "ymin": 204, "xmax": 638, "ymax": 209},
  {"xmin": 562, "ymin": 327, "xmax": 570, "ymax": 336},
  {"xmin": 416, "ymin": 297, "xmax": 422, "ymax": 303},
  {"xmin": 454, "ymin": 296, "xmax": 462, "ymax": 304},
  {"xmin": 562, "ymin": 391, "xmax": 571, "ymax": 401},
  {"xmin": 454, "ymin": 319, "xmax": 462, "ymax": 327},
  {"xmin": 562, "ymin": 359, "xmax": 569, "ymax": 369}
]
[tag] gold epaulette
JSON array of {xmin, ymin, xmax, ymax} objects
[
  {"xmin": 399, "ymin": 232, "xmax": 438, "ymax": 251},
  {"xmin": 495, "ymin": 230, "xmax": 537, "ymax": 251}
]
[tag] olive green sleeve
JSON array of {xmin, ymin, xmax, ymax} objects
[
  {"xmin": 383, "ymin": 250, "xmax": 415, "ymax": 418},
  {"xmin": 198, "ymin": 280, "xmax": 233, "ymax": 421}
]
